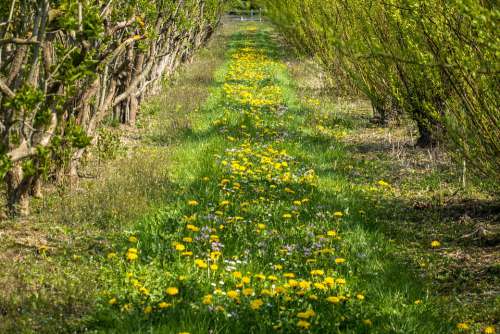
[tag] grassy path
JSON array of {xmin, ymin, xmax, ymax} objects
[{"xmin": 95, "ymin": 23, "xmax": 455, "ymax": 334}]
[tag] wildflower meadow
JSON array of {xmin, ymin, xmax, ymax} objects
[{"xmin": 1, "ymin": 2, "xmax": 498, "ymax": 334}]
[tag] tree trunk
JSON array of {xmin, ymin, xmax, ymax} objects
[
  {"xmin": 6, "ymin": 164, "xmax": 31, "ymax": 217},
  {"xmin": 129, "ymin": 53, "xmax": 145, "ymax": 126},
  {"xmin": 31, "ymin": 176, "xmax": 43, "ymax": 199},
  {"xmin": 415, "ymin": 120, "xmax": 438, "ymax": 148},
  {"xmin": 371, "ymin": 103, "xmax": 388, "ymax": 126}
]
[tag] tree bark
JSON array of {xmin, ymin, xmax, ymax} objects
[
  {"xmin": 415, "ymin": 119, "xmax": 438, "ymax": 148},
  {"xmin": 6, "ymin": 164, "xmax": 31, "ymax": 217}
]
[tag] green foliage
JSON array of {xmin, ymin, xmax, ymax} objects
[
  {"xmin": 0, "ymin": 154, "xmax": 12, "ymax": 180},
  {"xmin": 2, "ymin": 86, "xmax": 44, "ymax": 113},
  {"xmin": 21, "ymin": 159, "xmax": 37, "ymax": 177},
  {"xmin": 96, "ymin": 128, "xmax": 123, "ymax": 161},
  {"xmin": 233, "ymin": 0, "xmax": 260, "ymax": 10},
  {"xmin": 0, "ymin": 0, "xmax": 230, "ymax": 212},
  {"xmin": 257, "ymin": 0, "xmax": 500, "ymax": 183}
]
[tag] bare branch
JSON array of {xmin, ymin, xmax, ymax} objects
[
  {"xmin": 0, "ymin": 38, "xmax": 39, "ymax": 45},
  {"xmin": 0, "ymin": 76, "xmax": 15, "ymax": 98}
]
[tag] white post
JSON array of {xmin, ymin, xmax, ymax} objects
[{"xmin": 462, "ymin": 159, "xmax": 467, "ymax": 188}]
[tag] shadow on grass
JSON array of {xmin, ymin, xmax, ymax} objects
[{"xmin": 83, "ymin": 24, "xmax": 481, "ymax": 334}]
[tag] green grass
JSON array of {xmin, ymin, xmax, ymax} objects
[
  {"xmin": 1, "ymin": 20, "xmax": 497, "ymax": 334},
  {"xmin": 0, "ymin": 20, "xmax": 235, "ymax": 334},
  {"xmin": 86, "ymin": 23, "xmax": 486, "ymax": 334}
]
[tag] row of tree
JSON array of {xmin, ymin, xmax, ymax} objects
[
  {"xmin": 0, "ymin": 0, "xmax": 230, "ymax": 216},
  {"xmin": 257, "ymin": 0, "xmax": 499, "ymax": 185}
]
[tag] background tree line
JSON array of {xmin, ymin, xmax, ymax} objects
[
  {"xmin": 0, "ymin": 0, "xmax": 230, "ymax": 216},
  {"xmin": 256, "ymin": 0, "xmax": 499, "ymax": 187}
]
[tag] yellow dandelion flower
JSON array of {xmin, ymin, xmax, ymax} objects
[
  {"xmin": 299, "ymin": 281, "xmax": 311, "ymax": 289},
  {"xmin": 202, "ymin": 294, "xmax": 213, "ymax": 305},
  {"xmin": 210, "ymin": 251, "xmax": 222, "ymax": 260},
  {"xmin": 297, "ymin": 320, "xmax": 311, "ymax": 329},
  {"xmin": 126, "ymin": 248, "xmax": 138, "ymax": 261},
  {"xmin": 377, "ymin": 180, "xmax": 390, "ymax": 187},
  {"xmin": 309, "ymin": 294, "xmax": 319, "ymax": 300},
  {"xmin": 297, "ymin": 309, "xmax": 316, "ymax": 319},
  {"xmin": 122, "ymin": 303, "xmax": 133, "ymax": 312},
  {"xmin": 186, "ymin": 224, "xmax": 199, "ymax": 232},
  {"xmin": 326, "ymin": 296, "xmax": 340, "ymax": 304},
  {"xmin": 310, "ymin": 269, "xmax": 324, "ymax": 276},
  {"xmin": 166, "ymin": 287, "xmax": 179, "ymax": 296},
  {"xmin": 128, "ymin": 236, "xmax": 138, "ymax": 243},
  {"xmin": 175, "ymin": 243, "xmax": 186, "ymax": 251},
  {"xmin": 195, "ymin": 259, "xmax": 208, "ymax": 269},
  {"xmin": 159, "ymin": 302, "xmax": 172, "ymax": 309},
  {"xmin": 243, "ymin": 288, "xmax": 254, "ymax": 296},
  {"xmin": 324, "ymin": 277, "xmax": 335, "ymax": 285},
  {"xmin": 457, "ymin": 323, "xmax": 470, "ymax": 330},
  {"xmin": 484, "ymin": 326, "xmax": 496, "ymax": 334},
  {"xmin": 227, "ymin": 290, "xmax": 239, "ymax": 299},
  {"xmin": 431, "ymin": 240, "xmax": 441, "ymax": 248},
  {"xmin": 255, "ymin": 273, "xmax": 266, "ymax": 281},
  {"xmin": 108, "ymin": 298, "xmax": 117, "ymax": 305},
  {"xmin": 250, "ymin": 299, "xmax": 264, "ymax": 310},
  {"xmin": 187, "ymin": 200, "xmax": 199, "ymax": 206}
]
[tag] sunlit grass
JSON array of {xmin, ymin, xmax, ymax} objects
[
  {"xmin": 92, "ymin": 23, "xmax": 457, "ymax": 334},
  {"xmin": 1, "ymin": 21, "xmax": 496, "ymax": 334}
]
